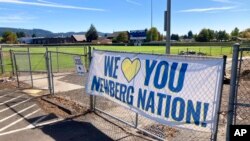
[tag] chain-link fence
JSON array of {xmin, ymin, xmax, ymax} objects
[
  {"xmin": 91, "ymin": 50, "xmax": 227, "ymax": 141},
  {"xmin": 234, "ymin": 48, "xmax": 250, "ymax": 125},
  {"xmin": 0, "ymin": 49, "xmax": 15, "ymax": 76},
  {"xmin": 3, "ymin": 44, "xmax": 250, "ymax": 140},
  {"xmin": 48, "ymin": 50, "xmax": 90, "ymax": 108},
  {"xmin": 226, "ymin": 44, "xmax": 250, "ymax": 140},
  {"xmin": 13, "ymin": 50, "xmax": 49, "ymax": 90}
]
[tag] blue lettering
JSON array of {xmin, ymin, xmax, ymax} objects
[
  {"xmin": 171, "ymin": 97, "xmax": 185, "ymax": 122},
  {"xmin": 138, "ymin": 89, "xmax": 147, "ymax": 110},
  {"xmin": 104, "ymin": 56, "xmax": 120, "ymax": 78},
  {"xmin": 120, "ymin": 84, "xmax": 127, "ymax": 103},
  {"xmin": 145, "ymin": 91, "xmax": 155, "ymax": 114},
  {"xmin": 154, "ymin": 61, "xmax": 169, "ymax": 89},
  {"xmin": 186, "ymin": 100, "xmax": 201, "ymax": 125},
  {"xmin": 144, "ymin": 60, "xmax": 157, "ymax": 86},
  {"xmin": 126, "ymin": 86, "xmax": 134, "ymax": 105},
  {"xmin": 169, "ymin": 63, "xmax": 188, "ymax": 93},
  {"xmin": 165, "ymin": 95, "xmax": 172, "ymax": 118},
  {"xmin": 91, "ymin": 75, "xmax": 100, "ymax": 91},
  {"xmin": 157, "ymin": 93, "xmax": 166, "ymax": 116}
]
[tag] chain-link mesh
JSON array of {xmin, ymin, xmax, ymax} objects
[
  {"xmin": 0, "ymin": 50, "xmax": 14, "ymax": 76},
  {"xmin": 14, "ymin": 52, "xmax": 49, "ymax": 91},
  {"xmin": 234, "ymin": 48, "xmax": 250, "ymax": 125},
  {"xmin": 49, "ymin": 51, "xmax": 90, "ymax": 108}
]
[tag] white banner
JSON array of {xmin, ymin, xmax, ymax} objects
[{"xmin": 86, "ymin": 50, "xmax": 224, "ymax": 132}]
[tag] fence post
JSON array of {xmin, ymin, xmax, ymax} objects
[
  {"xmin": 210, "ymin": 46, "xmax": 212, "ymax": 56},
  {"xmin": 0, "ymin": 46, "xmax": 3, "ymax": 74},
  {"xmin": 56, "ymin": 46, "xmax": 59, "ymax": 72},
  {"xmin": 135, "ymin": 113, "xmax": 138, "ymax": 128},
  {"xmin": 0, "ymin": 47, "xmax": 5, "ymax": 74},
  {"xmin": 49, "ymin": 52, "xmax": 54, "ymax": 94},
  {"xmin": 84, "ymin": 46, "xmax": 87, "ymax": 69},
  {"xmin": 13, "ymin": 53, "xmax": 20, "ymax": 88},
  {"xmin": 213, "ymin": 55, "xmax": 227, "ymax": 141},
  {"xmin": 9, "ymin": 50, "xmax": 15, "ymax": 76},
  {"xmin": 45, "ymin": 47, "xmax": 52, "ymax": 94},
  {"xmin": 226, "ymin": 43, "xmax": 240, "ymax": 141},
  {"xmin": 27, "ymin": 47, "xmax": 33, "ymax": 88},
  {"xmin": 88, "ymin": 46, "xmax": 94, "ymax": 112}
]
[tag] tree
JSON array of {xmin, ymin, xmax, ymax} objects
[
  {"xmin": 158, "ymin": 33, "xmax": 164, "ymax": 41},
  {"xmin": 146, "ymin": 27, "xmax": 159, "ymax": 41},
  {"xmin": 16, "ymin": 32, "xmax": 26, "ymax": 38},
  {"xmin": 207, "ymin": 29, "xmax": 215, "ymax": 41},
  {"xmin": 32, "ymin": 34, "xmax": 36, "ymax": 38},
  {"xmin": 231, "ymin": 27, "xmax": 239, "ymax": 37},
  {"xmin": 86, "ymin": 24, "xmax": 98, "ymax": 42},
  {"xmin": 171, "ymin": 34, "xmax": 179, "ymax": 41},
  {"xmin": 195, "ymin": 28, "xmax": 210, "ymax": 42},
  {"xmin": 188, "ymin": 30, "xmax": 193, "ymax": 39},
  {"xmin": 239, "ymin": 28, "xmax": 250, "ymax": 39},
  {"xmin": 216, "ymin": 30, "xmax": 230, "ymax": 41},
  {"xmin": 116, "ymin": 32, "xmax": 129, "ymax": 43},
  {"xmin": 2, "ymin": 31, "xmax": 17, "ymax": 44},
  {"xmin": 183, "ymin": 35, "xmax": 188, "ymax": 39}
]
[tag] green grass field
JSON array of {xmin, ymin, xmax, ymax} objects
[
  {"xmin": 1, "ymin": 45, "xmax": 233, "ymax": 74},
  {"xmin": 2, "ymin": 45, "xmax": 233, "ymax": 56}
]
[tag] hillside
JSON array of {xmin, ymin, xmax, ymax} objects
[{"xmin": 0, "ymin": 27, "xmax": 110, "ymax": 37}]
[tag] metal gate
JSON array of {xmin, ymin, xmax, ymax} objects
[
  {"xmin": 226, "ymin": 44, "xmax": 250, "ymax": 140},
  {"xmin": 13, "ymin": 50, "xmax": 49, "ymax": 91}
]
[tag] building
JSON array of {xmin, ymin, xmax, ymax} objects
[
  {"xmin": 71, "ymin": 35, "xmax": 86, "ymax": 42},
  {"xmin": 107, "ymin": 31, "xmax": 129, "ymax": 40},
  {"xmin": 32, "ymin": 37, "xmax": 74, "ymax": 44},
  {"xmin": 31, "ymin": 34, "xmax": 86, "ymax": 44},
  {"xmin": 92, "ymin": 37, "xmax": 112, "ymax": 44},
  {"xmin": 18, "ymin": 37, "xmax": 33, "ymax": 44}
]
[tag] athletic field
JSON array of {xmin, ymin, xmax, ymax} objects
[
  {"xmin": 2, "ymin": 45, "xmax": 233, "ymax": 56},
  {"xmin": 0, "ymin": 45, "xmax": 232, "ymax": 74}
]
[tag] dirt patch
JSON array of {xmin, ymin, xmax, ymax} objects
[
  {"xmin": 37, "ymin": 95, "xmax": 88, "ymax": 118},
  {"xmin": 0, "ymin": 77, "xmax": 30, "ymax": 89},
  {"xmin": 138, "ymin": 124, "xmax": 179, "ymax": 140},
  {"xmin": 241, "ymin": 70, "xmax": 250, "ymax": 80}
]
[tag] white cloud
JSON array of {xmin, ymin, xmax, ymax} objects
[
  {"xmin": 211, "ymin": 0, "xmax": 232, "ymax": 3},
  {"xmin": 0, "ymin": 15, "xmax": 36, "ymax": 23},
  {"xmin": 0, "ymin": 0, "xmax": 106, "ymax": 11},
  {"xmin": 36, "ymin": 0, "xmax": 57, "ymax": 5},
  {"xmin": 126, "ymin": 0, "xmax": 142, "ymax": 6},
  {"xmin": 211, "ymin": 0, "xmax": 242, "ymax": 5},
  {"xmin": 178, "ymin": 6, "xmax": 235, "ymax": 13}
]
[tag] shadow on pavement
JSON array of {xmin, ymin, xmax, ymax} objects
[{"xmin": 38, "ymin": 119, "xmax": 113, "ymax": 141}]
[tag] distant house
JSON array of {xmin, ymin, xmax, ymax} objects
[
  {"xmin": 92, "ymin": 37, "xmax": 112, "ymax": 44},
  {"xmin": 180, "ymin": 38, "xmax": 195, "ymax": 42},
  {"xmin": 107, "ymin": 31, "xmax": 129, "ymax": 40},
  {"xmin": 18, "ymin": 37, "xmax": 33, "ymax": 44},
  {"xmin": 71, "ymin": 35, "xmax": 86, "ymax": 42},
  {"xmin": 32, "ymin": 37, "xmax": 74, "ymax": 44}
]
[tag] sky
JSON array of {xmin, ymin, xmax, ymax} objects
[{"xmin": 0, "ymin": 0, "xmax": 249, "ymax": 35}]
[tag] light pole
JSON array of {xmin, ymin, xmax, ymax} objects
[
  {"xmin": 166, "ymin": 0, "xmax": 171, "ymax": 54},
  {"xmin": 151, "ymin": 0, "xmax": 153, "ymax": 42}
]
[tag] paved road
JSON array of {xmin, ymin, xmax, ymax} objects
[
  {"xmin": 0, "ymin": 88, "xmax": 147, "ymax": 141},
  {"xmin": 0, "ymin": 89, "xmax": 65, "ymax": 141}
]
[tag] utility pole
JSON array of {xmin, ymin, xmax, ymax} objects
[{"xmin": 166, "ymin": 0, "xmax": 171, "ymax": 54}]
